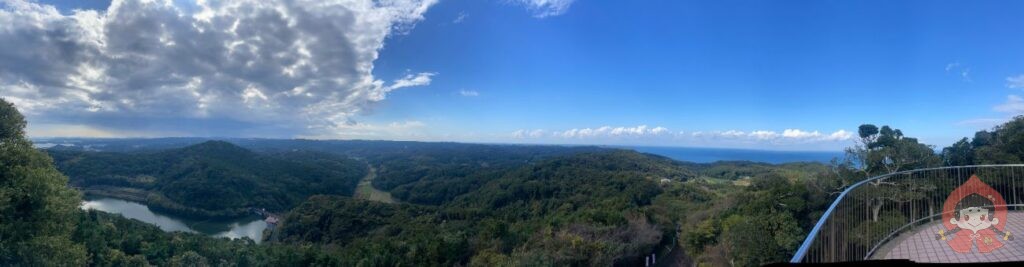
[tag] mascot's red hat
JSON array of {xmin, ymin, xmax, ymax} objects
[{"xmin": 942, "ymin": 175, "xmax": 1008, "ymax": 232}]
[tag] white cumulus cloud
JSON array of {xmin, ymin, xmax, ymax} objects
[
  {"xmin": 748, "ymin": 130, "xmax": 779, "ymax": 140},
  {"xmin": 0, "ymin": 0, "xmax": 438, "ymax": 137},
  {"xmin": 511, "ymin": 129, "xmax": 545, "ymax": 138},
  {"xmin": 693, "ymin": 129, "xmax": 852, "ymax": 143},
  {"xmin": 512, "ymin": 125, "xmax": 853, "ymax": 146},
  {"xmin": 549, "ymin": 125, "xmax": 670, "ymax": 139},
  {"xmin": 782, "ymin": 129, "xmax": 820, "ymax": 139}
]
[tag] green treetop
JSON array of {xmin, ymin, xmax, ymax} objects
[{"xmin": 0, "ymin": 98, "xmax": 87, "ymax": 265}]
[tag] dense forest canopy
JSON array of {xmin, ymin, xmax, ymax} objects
[
  {"xmin": 33, "ymin": 139, "xmax": 839, "ymax": 266},
  {"xmin": 0, "ymin": 98, "xmax": 87, "ymax": 264},
  {"xmin": 942, "ymin": 117, "xmax": 1024, "ymax": 165},
  {"xmin": 271, "ymin": 150, "xmax": 828, "ymax": 266},
  {"xmin": 8, "ymin": 95, "xmax": 1024, "ymax": 266},
  {"xmin": 49, "ymin": 141, "xmax": 368, "ymax": 218}
]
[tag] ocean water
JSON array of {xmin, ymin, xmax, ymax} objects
[{"xmin": 627, "ymin": 146, "xmax": 844, "ymax": 164}]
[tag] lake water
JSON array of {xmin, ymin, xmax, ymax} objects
[
  {"xmin": 628, "ymin": 146, "xmax": 844, "ymax": 164},
  {"xmin": 81, "ymin": 197, "xmax": 267, "ymax": 243}
]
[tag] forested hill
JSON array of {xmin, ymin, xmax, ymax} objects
[
  {"xmin": 34, "ymin": 131, "xmax": 837, "ymax": 265},
  {"xmin": 48, "ymin": 141, "xmax": 368, "ymax": 218},
  {"xmin": 270, "ymin": 149, "xmax": 836, "ymax": 266},
  {"xmin": 13, "ymin": 82, "xmax": 1024, "ymax": 267},
  {"xmin": 47, "ymin": 138, "xmax": 829, "ymax": 219},
  {"xmin": 372, "ymin": 148, "xmax": 828, "ymax": 205},
  {"xmin": 37, "ymin": 137, "xmax": 608, "ymax": 159},
  {"xmin": 39, "ymin": 132, "xmax": 832, "ymax": 265},
  {"xmin": 275, "ymin": 150, "xmax": 694, "ymax": 266}
]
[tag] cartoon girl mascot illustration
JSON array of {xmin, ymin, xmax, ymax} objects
[{"xmin": 936, "ymin": 175, "xmax": 1014, "ymax": 253}]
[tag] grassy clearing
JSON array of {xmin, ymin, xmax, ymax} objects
[{"xmin": 354, "ymin": 165, "xmax": 396, "ymax": 204}]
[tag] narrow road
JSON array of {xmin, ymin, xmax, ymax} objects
[{"xmin": 354, "ymin": 163, "xmax": 396, "ymax": 204}]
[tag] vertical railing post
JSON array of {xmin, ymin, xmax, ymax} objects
[{"xmin": 791, "ymin": 165, "xmax": 1024, "ymax": 263}]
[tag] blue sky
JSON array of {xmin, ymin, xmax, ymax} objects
[{"xmin": 3, "ymin": 0, "xmax": 1024, "ymax": 151}]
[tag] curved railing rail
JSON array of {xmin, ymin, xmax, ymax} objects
[{"xmin": 791, "ymin": 165, "xmax": 1024, "ymax": 263}]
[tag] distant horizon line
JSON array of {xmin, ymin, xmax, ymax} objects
[{"xmin": 29, "ymin": 136, "xmax": 848, "ymax": 153}]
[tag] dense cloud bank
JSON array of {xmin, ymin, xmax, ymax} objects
[{"xmin": 0, "ymin": 0, "xmax": 437, "ymax": 136}]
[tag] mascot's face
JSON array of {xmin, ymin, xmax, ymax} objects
[{"xmin": 951, "ymin": 206, "xmax": 999, "ymax": 232}]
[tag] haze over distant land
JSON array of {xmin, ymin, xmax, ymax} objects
[
  {"xmin": 31, "ymin": 137, "xmax": 846, "ymax": 164},
  {"xmin": 4, "ymin": 0, "xmax": 1024, "ymax": 151}
]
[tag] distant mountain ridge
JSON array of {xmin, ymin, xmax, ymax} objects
[{"xmin": 35, "ymin": 137, "xmax": 844, "ymax": 164}]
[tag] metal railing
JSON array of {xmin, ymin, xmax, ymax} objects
[{"xmin": 791, "ymin": 165, "xmax": 1024, "ymax": 263}]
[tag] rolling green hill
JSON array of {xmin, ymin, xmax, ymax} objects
[
  {"xmin": 48, "ymin": 141, "xmax": 368, "ymax": 218},
  {"xmin": 274, "ymin": 150, "xmax": 698, "ymax": 266},
  {"xmin": 43, "ymin": 137, "xmax": 836, "ymax": 266}
]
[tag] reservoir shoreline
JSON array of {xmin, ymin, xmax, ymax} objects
[{"xmin": 80, "ymin": 196, "xmax": 269, "ymax": 244}]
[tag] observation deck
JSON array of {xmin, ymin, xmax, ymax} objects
[{"xmin": 792, "ymin": 165, "xmax": 1024, "ymax": 263}]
